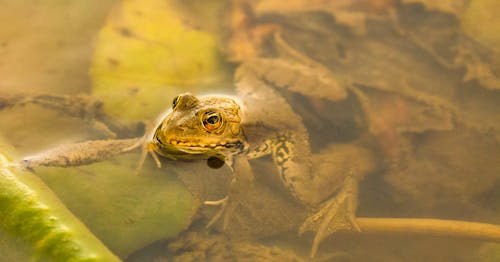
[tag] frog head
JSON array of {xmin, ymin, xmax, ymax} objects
[{"xmin": 152, "ymin": 93, "xmax": 246, "ymax": 166}]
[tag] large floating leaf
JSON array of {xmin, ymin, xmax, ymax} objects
[
  {"xmin": 35, "ymin": 152, "xmax": 198, "ymax": 258},
  {"xmin": 0, "ymin": 137, "xmax": 120, "ymax": 261}
]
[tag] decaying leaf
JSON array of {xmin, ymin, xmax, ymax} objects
[
  {"xmin": 224, "ymin": 0, "xmax": 399, "ymax": 61},
  {"xmin": 462, "ymin": 0, "xmax": 500, "ymax": 52},
  {"xmin": 243, "ymin": 58, "xmax": 347, "ymax": 102},
  {"xmin": 0, "ymin": 93, "xmax": 144, "ymax": 139},
  {"xmin": 167, "ymin": 231, "xmax": 304, "ymax": 262},
  {"xmin": 90, "ymin": 0, "xmax": 230, "ymax": 121},
  {"xmin": 222, "ymin": 0, "xmax": 279, "ymax": 61},
  {"xmin": 353, "ymin": 87, "xmax": 455, "ymax": 159},
  {"xmin": 401, "ymin": 0, "xmax": 468, "ymax": 16},
  {"xmin": 394, "ymin": 3, "xmax": 500, "ymax": 91},
  {"xmin": 226, "ymin": 2, "xmax": 500, "ymax": 220},
  {"xmin": 254, "ymin": 0, "xmax": 397, "ymax": 34},
  {"xmin": 385, "ymin": 127, "xmax": 500, "ymax": 211},
  {"xmin": 455, "ymin": 46, "xmax": 500, "ymax": 90}
]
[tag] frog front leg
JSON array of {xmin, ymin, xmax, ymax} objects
[{"xmin": 204, "ymin": 153, "xmax": 255, "ymax": 231}]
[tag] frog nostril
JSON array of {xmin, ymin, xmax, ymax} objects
[
  {"xmin": 176, "ymin": 126, "xmax": 187, "ymax": 132},
  {"xmin": 175, "ymin": 124, "xmax": 191, "ymax": 131}
]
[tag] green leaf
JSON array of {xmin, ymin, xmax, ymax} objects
[
  {"xmin": 0, "ymin": 138, "xmax": 120, "ymax": 261},
  {"xmin": 36, "ymin": 152, "xmax": 198, "ymax": 258},
  {"xmin": 90, "ymin": 0, "xmax": 230, "ymax": 121}
]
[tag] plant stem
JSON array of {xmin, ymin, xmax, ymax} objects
[{"xmin": 357, "ymin": 217, "xmax": 500, "ymax": 242}]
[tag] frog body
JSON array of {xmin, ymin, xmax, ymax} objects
[
  {"xmin": 141, "ymin": 55, "xmax": 376, "ymax": 256},
  {"xmin": 18, "ymin": 34, "xmax": 376, "ymax": 256}
]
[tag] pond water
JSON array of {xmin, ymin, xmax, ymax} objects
[{"xmin": 1, "ymin": 1, "xmax": 500, "ymax": 261}]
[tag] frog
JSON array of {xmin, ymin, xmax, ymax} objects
[
  {"xmin": 11, "ymin": 27, "xmax": 376, "ymax": 255},
  {"xmin": 14, "ymin": 37, "xmax": 376, "ymax": 258},
  {"xmin": 135, "ymin": 57, "xmax": 376, "ymax": 257},
  {"xmin": 17, "ymin": 80, "xmax": 375, "ymax": 258}
]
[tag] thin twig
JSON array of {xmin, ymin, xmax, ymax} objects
[{"xmin": 356, "ymin": 217, "xmax": 500, "ymax": 242}]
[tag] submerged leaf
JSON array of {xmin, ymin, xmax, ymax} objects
[
  {"xmin": 401, "ymin": 0, "xmax": 468, "ymax": 16},
  {"xmin": 35, "ymin": 152, "xmax": 198, "ymax": 258},
  {"xmin": 354, "ymin": 87, "xmax": 455, "ymax": 159},
  {"xmin": 384, "ymin": 127, "xmax": 500, "ymax": 210},
  {"xmin": 243, "ymin": 58, "xmax": 347, "ymax": 102},
  {"xmin": 90, "ymin": 0, "xmax": 229, "ymax": 121},
  {"xmin": 254, "ymin": 0, "xmax": 397, "ymax": 34},
  {"xmin": 0, "ymin": 137, "xmax": 120, "ymax": 261},
  {"xmin": 462, "ymin": 0, "xmax": 500, "ymax": 52}
]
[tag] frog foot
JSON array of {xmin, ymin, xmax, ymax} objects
[
  {"xmin": 204, "ymin": 196, "xmax": 238, "ymax": 231},
  {"xmin": 299, "ymin": 176, "xmax": 360, "ymax": 258},
  {"xmin": 135, "ymin": 140, "xmax": 162, "ymax": 175}
]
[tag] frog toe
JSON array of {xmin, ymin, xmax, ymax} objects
[
  {"xmin": 205, "ymin": 196, "xmax": 238, "ymax": 231},
  {"xmin": 299, "ymin": 176, "xmax": 360, "ymax": 258}
]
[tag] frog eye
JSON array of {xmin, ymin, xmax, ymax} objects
[
  {"xmin": 202, "ymin": 111, "xmax": 222, "ymax": 131},
  {"xmin": 172, "ymin": 96, "xmax": 180, "ymax": 109}
]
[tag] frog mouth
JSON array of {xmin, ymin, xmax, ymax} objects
[
  {"xmin": 156, "ymin": 138, "xmax": 245, "ymax": 157},
  {"xmin": 167, "ymin": 139, "xmax": 243, "ymax": 149}
]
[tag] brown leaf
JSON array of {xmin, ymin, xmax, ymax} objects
[
  {"xmin": 245, "ymin": 58, "xmax": 347, "ymax": 101},
  {"xmin": 354, "ymin": 87, "xmax": 455, "ymax": 159},
  {"xmin": 385, "ymin": 127, "xmax": 500, "ymax": 210},
  {"xmin": 255, "ymin": 0, "xmax": 397, "ymax": 34},
  {"xmin": 455, "ymin": 47, "xmax": 500, "ymax": 90},
  {"xmin": 400, "ymin": 0, "xmax": 468, "ymax": 16}
]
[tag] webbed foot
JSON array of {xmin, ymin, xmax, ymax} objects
[
  {"xmin": 204, "ymin": 155, "xmax": 253, "ymax": 231},
  {"xmin": 135, "ymin": 140, "xmax": 162, "ymax": 175},
  {"xmin": 299, "ymin": 176, "xmax": 360, "ymax": 258},
  {"xmin": 204, "ymin": 195, "xmax": 239, "ymax": 231}
]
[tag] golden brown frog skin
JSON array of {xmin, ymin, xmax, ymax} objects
[
  {"xmin": 148, "ymin": 94, "xmax": 246, "ymax": 163},
  {"xmin": 18, "ymin": 41, "xmax": 374, "ymax": 257},
  {"xmin": 235, "ymin": 59, "xmax": 377, "ymax": 258},
  {"xmin": 143, "ymin": 61, "xmax": 375, "ymax": 257},
  {"xmin": 17, "ymin": 85, "xmax": 375, "ymax": 258}
]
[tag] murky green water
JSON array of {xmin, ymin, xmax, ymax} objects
[{"xmin": 1, "ymin": 1, "xmax": 500, "ymax": 261}]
